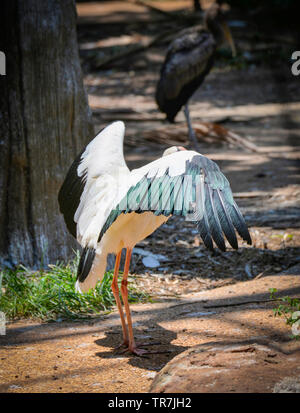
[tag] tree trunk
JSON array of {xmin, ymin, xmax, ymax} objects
[{"xmin": 0, "ymin": 0, "xmax": 94, "ymax": 268}]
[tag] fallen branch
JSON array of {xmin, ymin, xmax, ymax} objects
[
  {"xmin": 255, "ymin": 268, "xmax": 271, "ymax": 280},
  {"xmin": 142, "ymin": 121, "xmax": 260, "ymax": 153},
  {"xmin": 166, "ymin": 289, "xmax": 300, "ymax": 310},
  {"xmin": 235, "ymin": 33, "xmax": 296, "ymax": 46},
  {"xmin": 233, "ymin": 191, "xmax": 273, "ymax": 198},
  {"xmin": 167, "ymin": 298, "xmax": 277, "ymax": 310},
  {"xmin": 94, "ymin": 112, "xmax": 164, "ymax": 122},
  {"xmin": 127, "ymin": 0, "xmax": 180, "ymax": 20},
  {"xmin": 248, "ymin": 214, "xmax": 300, "ymax": 227},
  {"xmin": 126, "ymin": 0, "xmax": 200, "ymax": 22},
  {"xmin": 203, "ymin": 298, "xmax": 300, "ymax": 309},
  {"xmin": 195, "ymin": 122, "xmax": 260, "ymax": 152},
  {"xmin": 93, "ymin": 26, "xmax": 184, "ymax": 69},
  {"xmin": 92, "ymin": 107, "xmax": 141, "ymax": 114}
]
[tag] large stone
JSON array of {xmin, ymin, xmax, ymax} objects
[{"xmin": 149, "ymin": 342, "xmax": 300, "ymax": 393}]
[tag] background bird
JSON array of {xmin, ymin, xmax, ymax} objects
[
  {"xmin": 155, "ymin": 3, "xmax": 236, "ymax": 151},
  {"xmin": 58, "ymin": 121, "xmax": 251, "ymax": 356}
]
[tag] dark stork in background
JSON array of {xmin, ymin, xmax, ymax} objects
[
  {"xmin": 58, "ymin": 121, "xmax": 251, "ymax": 356},
  {"xmin": 156, "ymin": 3, "xmax": 236, "ymax": 151},
  {"xmin": 194, "ymin": 0, "xmax": 202, "ymax": 12}
]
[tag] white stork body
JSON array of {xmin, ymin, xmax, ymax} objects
[
  {"xmin": 58, "ymin": 121, "xmax": 251, "ymax": 355},
  {"xmin": 79, "ymin": 212, "xmax": 169, "ymax": 292}
]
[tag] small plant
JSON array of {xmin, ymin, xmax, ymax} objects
[
  {"xmin": 0, "ymin": 253, "xmax": 148, "ymax": 321},
  {"xmin": 269, "ymin": 288, "xmax": 300, "ymax": 339}
]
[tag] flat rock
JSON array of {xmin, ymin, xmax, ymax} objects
[{"xmin": 149, "ymin": 342, "xmax": 300, "ymax": 393}]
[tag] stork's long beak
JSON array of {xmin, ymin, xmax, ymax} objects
[{"xmin": 222, "ymin": 22, "xmax": 236, "ymax": 57}]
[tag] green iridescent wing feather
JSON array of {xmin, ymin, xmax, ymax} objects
[{"xmin": 98, "ymin": 155, "xmax": 251, "ymax": 252}]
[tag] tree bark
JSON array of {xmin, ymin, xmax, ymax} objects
[{"xmin": 0, "ymin": 0, "xmax": 94, "ymax": 268}]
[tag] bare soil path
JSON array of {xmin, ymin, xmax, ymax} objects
[{"xmin": 1, "ymin": 265, "xmax": 300, "ymax": 393}]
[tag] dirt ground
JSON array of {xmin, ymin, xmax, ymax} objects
[{"xmin": 1, "ymin": 1, "xmax": 300, "ymax": 393}]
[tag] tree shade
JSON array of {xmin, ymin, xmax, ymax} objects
[{"xmin": 0, "ymin": 0, "xmax": 94, "ymax": 268}]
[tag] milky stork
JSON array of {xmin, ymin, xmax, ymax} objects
[
  {"xmin": 156, "ymin": 3, "xmax": 236, "ymax": 151},
  {"xmin": 58, "ymin": 121, "xmax": 251, "ymax": 356}
]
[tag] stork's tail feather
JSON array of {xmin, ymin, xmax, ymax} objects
[
  {"xmin": 77, "ymin": 246, "xmax": 96, "ymax": 283},
  {"xmin": 75, "ymin": 280, "xmax": 83, "ymax": 294},
  {"xmin": 76, "ymin": 247, "xmax": 108, "ymax": 293}
]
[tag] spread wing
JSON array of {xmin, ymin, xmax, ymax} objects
[
  {"xmin": 98, "ymin": 150, "xmax": 251, "ymax": 251},
  {"xmin": 58, "ymin": 122, "xmax": 129, "ymax": 251}
]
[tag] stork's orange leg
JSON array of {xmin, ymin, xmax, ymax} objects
[
  {"xmin": 111, "ymin": 250, "xmax": 128, "ymax": 347},
  {"xmin": 120, "ymin": 248, "xmax": 137, "ymax": 352},
  {"xmin": 121, "ymin": 248, "xmax": 150, "ymax": 356},
  {"xmin": 120, "ymin": 249, "xmax": 169, "ymax": 356}
]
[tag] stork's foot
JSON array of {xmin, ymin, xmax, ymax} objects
[
  {"xmin": 121, "ymin": 343, "xmax": 170, "ymax": 357},
  {"xmin": 135, "ymin": 341, "xmax": 161, "ymax": 347},
  {"xmin": 129, "ymin": 346, "xmax": 150, "ymax": 357},
  {"xmin": 114, "ymin": 339, "xmax": 129, "ymax": 350},
  {"xmin": 131, "ymin": 347, "xmax": 172, "ymax": 356},
  {"xmin": 116, "ymin": 345, "xmax": 150, "ymax": 357},
  {"xmin": 117, "ymin": 345, "xmax": 149, "ymax": 357}
]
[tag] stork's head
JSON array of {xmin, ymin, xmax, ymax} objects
[
  {"xmin": 163, "ymin": 146, "xmax": 187, "ymax": 157},
  {"xmin": 204, "ymin": 3, "xmax": 236, "ymax": 57}
]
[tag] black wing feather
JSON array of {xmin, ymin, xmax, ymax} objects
[
  {"xmin": 77, "ymin": 246, "xmax": 96, "ymax": 283},
  {"xmin": 197, "ymin": 172, "xmax": 214, "ymax": 251},
  {"xmin": 214, "ymin": 189, "xmax": 238, "ymax": 250},
  {"xmin": 58, "ymin": 149, "xmax": 86, "ymax": 238},
  {"xmin": 205, "ymin": 185, "xmax": 226, "ymax": 251},
  {"xmin": 229, "ymin": 200, "xmax": 252, "ymax": 245}
]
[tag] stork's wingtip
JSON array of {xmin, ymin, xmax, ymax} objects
[
  {"xmin": 110, "ymin": 120, "xmax": 125, "ymax": 132},
  {"xmin": 95, "ymin": 120, "xmax": 125, "ymax": 140},
  {"xmin": 105, "ymin": 120, "xmax": 126, "ymax": 138},
  {"xmin": 245, "ymin": 230, "xmax": 252, "ymax": 245},
  {"xmin": 113, "ymin": 120, "xmax": 125, "ymax": 126}
]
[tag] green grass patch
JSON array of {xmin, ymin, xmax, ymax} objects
[
  {"xmin": 270, "ymin": 288, "xmax": 300, "ymax": 340},
  {"xmin": 0, "ymin": 252, "xmax": 148, "ymax": 321}
]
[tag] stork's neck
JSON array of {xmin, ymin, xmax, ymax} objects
[
  {"xmin": 204, "ymin": 4, "xmax": 225, "ymax": 47},
  {"xmin": 205, "ymin": 18, "xmax": 224, "ymax": 46}
]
